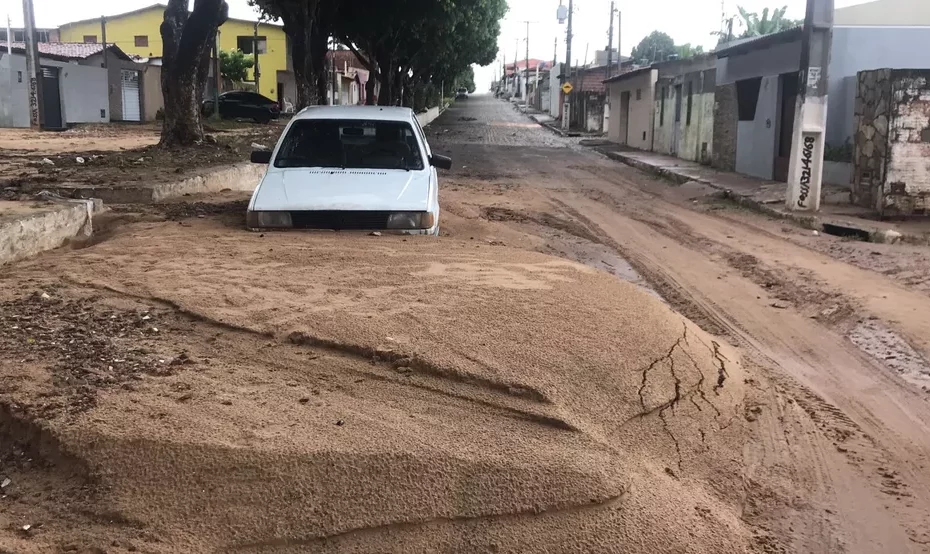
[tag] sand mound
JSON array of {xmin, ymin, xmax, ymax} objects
[{"xmin": 0, "ymin": 220, "xmax": 748, "ymax": 552}]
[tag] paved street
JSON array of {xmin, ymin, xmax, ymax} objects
[{"xmin": 2, "ymin": 95, "xmax": 930, "ymax": 553}]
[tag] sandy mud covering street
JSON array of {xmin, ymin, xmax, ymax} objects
[{"xmin": 0, "ymin": 216, "xmax": 749, "ymax": 552}]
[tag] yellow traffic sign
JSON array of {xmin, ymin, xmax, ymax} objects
[{"xmin": 561, "ymin": 83, "xmax": 574, "ymax": 95}]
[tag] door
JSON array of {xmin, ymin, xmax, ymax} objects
[
  {"xmin": 672, "ymin": 84, "xmax": 683, "ymax": 156},
  {"xmin": 120, "ymin": 69, "xmax": 141, "ymax": 122},
  {"xmin": 774, "ymin": 72, "xmax": 799, "ymax": 182},
  {"xmin": 620, "ymin": 90, "xmax": 631, "ymax": 145},
  {"xmin": 40, "ymin": 66, "xmax": 63, "ymax": 129}
]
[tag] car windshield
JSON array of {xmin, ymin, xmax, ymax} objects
[{"xmin": 274, "ymin": 119, "xmax": 424, "ymax": 171}]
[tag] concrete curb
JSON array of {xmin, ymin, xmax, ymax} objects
[
  {"xmin": 41, "ymin": 163, "xmax": 266, "ymax": 204},
  {"xmin": 1, "ymin": 197, "xmax": 102, "ymax": 266},
  {"xmin": 600, "ymin": 149, "xmax": 927, "ymax": 246}
]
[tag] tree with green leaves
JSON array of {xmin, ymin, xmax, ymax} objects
[
  {"xmin": 630, "ymin": 31, "xmax": 676, "ymax": 64},
  {"xmin": 453, "ymin": 66, "xmax": 477, "ymax": 94},
  {"xmin": 675, "ymin": 43, "xmax": 704, "ymax": 59},
  {"xmin": 737, "ymin": 6, "xmax": 801, "ymax": 37},
  {"xmin": 219, "ymin": 49, "xmax": 254, "ymax": 83}
]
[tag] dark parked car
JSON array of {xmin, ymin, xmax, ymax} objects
[{"xmin": 202, "ymin": 91, "xmax": 280, "ymax": 123}]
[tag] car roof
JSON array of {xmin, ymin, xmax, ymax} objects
[{"xmin": 292, "ymin": 105, "xmax": 416, "ymax": 122}]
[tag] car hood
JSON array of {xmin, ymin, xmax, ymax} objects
[{"xmin": 252, "ymin": 168, "xmax": 432, "ymax": 212}]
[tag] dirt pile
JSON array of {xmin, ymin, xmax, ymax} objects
[{"xmin": 1, "ymin": 219, "xmax": 749, "ymax": 552}]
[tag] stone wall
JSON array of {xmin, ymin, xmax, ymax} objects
[
  {"xmin": 852, "ymin": 69, "xmax": 892, "ymax": 210},
  {"xmin": 712, "ymin": 83, "xmax": 738, "ymax": 171},
  {"xmin": 853, "ymin": 68, "xmax": 930, "ymax": 215}
]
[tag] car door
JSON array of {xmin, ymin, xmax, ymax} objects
[
  {"xmin": 412, "ymin": 117, "xmax": 439, "ymax": 213},
  {"xmin": 218, "ymin": 92, "xmax": 242, "ymax": 118},
  {"xmin": 244, "ymin": 92, "xmax": 269, "ymax": 120}
]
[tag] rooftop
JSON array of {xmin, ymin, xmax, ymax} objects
[
  {"xmin": 1, "ymin": 42, "xmax": 132, "ymax": 61},
  {"xmin": 58, "ymin": 3, "xmax": 282, "ymax": 29},
  {"xmin": 294, "ymin": 106, "xmax": 417, "ymax": 122}
]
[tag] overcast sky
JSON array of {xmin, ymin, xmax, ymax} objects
[{"xmin": 5, "ymin": 0, "xmax": 870, "ymax": 89}]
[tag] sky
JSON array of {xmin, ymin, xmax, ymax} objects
[{"xmin": 4, "ymin": 0, "xmax": 870, "ymax": 89}]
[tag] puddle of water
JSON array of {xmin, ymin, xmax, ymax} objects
[
  {"xmin": 848, "ymin": 320, "xmax": 930, "ymax": 391},
  {"xmin": 552, "ymin": 239, "xmax": 663, "ymax": 301}
]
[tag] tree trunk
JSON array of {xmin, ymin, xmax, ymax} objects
[
  {"xmin": 288, "ymin": 18, "xmax": 316, "ymax": 109},
  {"xmin": 365, "ymin": 77, "xmax": 376, "ymax": 105},
  {"xmin": 376, "ymin": 52, "xmax": 395, "ymax": 106},
  {"xmin": 310, "ymin": 26, "xmax": 329, "ymax": 105},
  {"xmin": 159, "ymin": 0, "xmax": 228, "ymax": 147}
]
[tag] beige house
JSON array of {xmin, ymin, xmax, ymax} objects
[{"xmin": 605, "ymin": 67, "xmax": 657, "ymax": 151}]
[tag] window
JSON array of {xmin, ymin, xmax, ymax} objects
[
  {"xmin": 274, "ymin": 119, "xmax": 425, "ymax": 171},
  {"xmin": 686, "ymin": 81, "xmax": 693, "ymax": 126},
  {"xmin": 83, "ymin": 35, "xmax": 97, "ymax": 43},
  {"xmin": 659, "ymin": 86, "xmax": 666, "ymax": 126},
  {"xmin": 134, "ymin": 35, "xmax": 148, "ymax": 47},
  {"xmin": 237, "ymin": 36, "xmax": 267, "ymax": 55},
  {"xmin": 13, "ymin": 30, "xmax": 24, "ymax": 42},
  {"xmin": 17, "ymin": 71, "xmax": 22, "ymax": 83},
  {"xmin": 636, "ymin": 88, "xmax": 642, "ymax": 101},
  {"xmin": 736, "ymin": 77, "xmax": 762, "ymax": 121}
]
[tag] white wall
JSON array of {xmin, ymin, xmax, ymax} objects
[
  {"xmin": 548, "ymin": 63, "xmax": 562, "ymax": 116},
  {"xmin": 607, "ymin": 69, "xmax": 657, "ymax": 149},
  {"xmin": 0, "ymin": 53, "xmax": 108, "ymax": 127},
  {"xmin": 735, "ymin": 75, "xmax": 780, "ymax": 180}
]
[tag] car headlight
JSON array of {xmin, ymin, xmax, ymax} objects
[
  {"xmin": 387, "ymin": 212, "xmax": 434, "ymax": 229},
  {"xmin": 246, "ymin": 211, "xmax": 292, "ymax": 228}
]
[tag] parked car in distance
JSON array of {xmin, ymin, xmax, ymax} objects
[
  {"xmin": 202, "ymin": 91, "xmax": 280, "ymax": 123},
  {"xmin": 456, "ymin": 88, "xmax": 469, "ymax": 99},
  {"xmin": 247, "ymin": 106, "xmax": 452, "ymax": 235}
]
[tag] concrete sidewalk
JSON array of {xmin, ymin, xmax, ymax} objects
[{"xmin": 591, "ymin": 144, "xmax": 930, "ymax": 245}]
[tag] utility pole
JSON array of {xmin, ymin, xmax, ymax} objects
[
  {"xmin": 212, "ymin": 30, "xmax": 221, "ymax": 119},
  {"xmin": 330, "ymin": 37, "xmax": 337, "ymax": 104},
  {"xmin": 524, "ymin": 20, "xmax": 530, "ymax": 103},
  {"xmin": 21, "ymin": 0, "xmax": 42, "ymax": 129},
  {"xmin": 6, "ymin": 15, "xmax": 12, "ymax": 95},
  {"xmin": 514, "ymin": 38, "xmax": 519, "ymax": 97},
  {"xmin": 253, "ymin": 21, "xmax": 261, "ymax": 95},
  {"xmin": 606, "ymin": 2, "xmax": 615, "ymax": 78},
  {"xmin": 786, "ymin": 0, "xmax": 834, "ymax": 212},
  {"xmin": 553, "ymin": 37, "xmax": 557, "ymax": 68},
  {"xmin": 562, "ymin": 0, "xmax": 573, "ymax": 130},
  {"xmin": 617, "ymin": 11, "xmax": 622, "ymax": 72},
  {"xmin": 100, "ymin": 17, "xmax": 107, "ymax": 69}
]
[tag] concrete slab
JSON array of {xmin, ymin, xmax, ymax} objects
[
  {"xmin": 0, "ymin": 198, "xmax": 99, "ymax": 266},
  {"xmin": 38, "ymin": 163, "xmax": 266, "ymax": 204}
]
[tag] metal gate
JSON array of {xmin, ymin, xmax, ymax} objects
[
  {"xmin": 120, "ymin": 69, "xmax": 141, "ymax": 122},
  {"xmin": 40, "ymin": 66, "xmax": 63, "ymax": 129}
]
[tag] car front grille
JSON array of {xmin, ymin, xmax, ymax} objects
[{"xmin": 290, "ymin": 210, "xmax": 392, "ymax": 230}]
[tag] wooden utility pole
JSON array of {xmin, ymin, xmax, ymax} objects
[
  {"xmin": 786, "ymin": 0, "xmax": 835, "ymax": 211},
  {"xmin": 21, "ymin": 0, "xmax": 42, "ymax": 128},
  {"xmin": 524, "ymin": 21, "xmax": 530, "ymax": 101}
]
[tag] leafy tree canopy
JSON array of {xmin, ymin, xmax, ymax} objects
[
  {"xmin": 630, "ymin": 31, "xmax": 676, "ymax": 64},
  {"xmin": 219, "ymin": 49, "xmax": 254, "ymax": 82}
]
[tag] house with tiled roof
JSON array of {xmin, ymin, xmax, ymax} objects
[{"xmin": 1, "ymin": 41, "xmax": 148, "ymax": 127}]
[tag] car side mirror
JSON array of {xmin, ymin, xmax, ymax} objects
[
  {"xmin": 251, "ymin": 150, "xmax": 272, "ymax": 164},
  {"xmin": 430, "ymin": 154, "xmax": 452, "ymax": 170}
]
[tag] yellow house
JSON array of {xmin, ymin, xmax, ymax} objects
[{"xmin": 58, "ymin": 3, "xmax": 289, "ymax": 102}]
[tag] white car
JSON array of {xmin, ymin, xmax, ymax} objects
[{"xmin": 246, "ymin": 106, "xmax": 451, "ymax": 234}]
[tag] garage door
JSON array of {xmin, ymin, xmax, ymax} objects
[{"xmin": 120, "ymin": 69, "xmax": 141, "ymax": 122}]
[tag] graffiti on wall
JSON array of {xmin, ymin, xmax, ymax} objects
[
  {"xmin": 28, "ymin": 76, "xmax": 40, "ymax": 127},
  {"xmin": 797, "ymin": 133, "xmax": 817, "ymax": 209}
]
